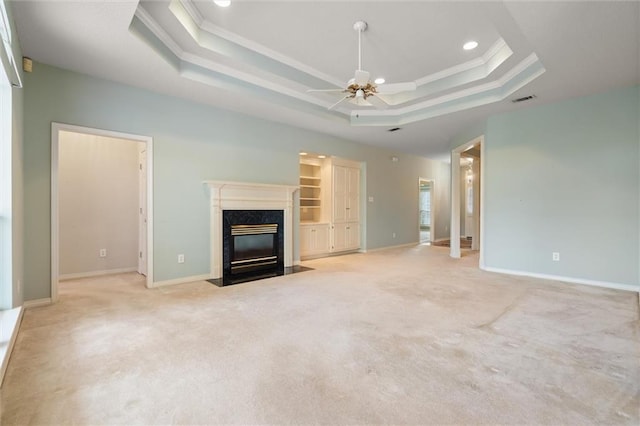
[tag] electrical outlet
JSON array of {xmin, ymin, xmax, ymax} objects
[
  {"xmin": 392, "ymin": 232, "xmax": 396, "ymax": 238},
  {"xmin": 552, "ymin": 252, "xmax": 560, "ymax": 261},
  {"xmin": 368, "ymin": 196, "xmax": 374, "ymax": 202},
  {"xmin": 178, "ymin": 254, "xmax": 185, "ymax": 264},
  {"xmin": 99, "ymin": 249, "xmax": 107, "ymax": 258}
]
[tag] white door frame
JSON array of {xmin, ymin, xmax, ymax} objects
[
  {"xmin": 418, "ymin": 178, "xmax": 435, "ymax": 243},
  {"xmin": 450, "ymin": 135, "xmax": 485, "ymax": 267},
  {"xmin": 138, "ymin": 146, "xmax": 147, "ymax": 276},
  {"xmin": 51, "ymin": 123, "xmax": 154, "ymax": 302}
]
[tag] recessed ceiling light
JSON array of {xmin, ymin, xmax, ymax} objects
[
  {"xmin": 318, "ymin": 155, "xmax": 326, "ymax": 159},
  {"xmin": 299, "ymin": 152, "xmax": 308, "ymax": 156},
  {"xmin": 463, "ymin": 41, "xmax": 478, "ymax": 51},
  {"xmin": 374, "ymin": 77, "xmax": 385, "ymax": 85},
  {"xmin": 214, "ymin": 0, "xmax": 231, "ymax": 7}
]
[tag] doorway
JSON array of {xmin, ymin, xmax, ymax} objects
[
  {"xmin": 418, "ymin": 178, "xmax": 434, "ymax": 244},
  {"xmin": 51, "ymin": 123, "xmax": 153, "ymax": 302},
  {"xmin": 450, "ymin": 136, "xmax": 484, "ymax": 264}
]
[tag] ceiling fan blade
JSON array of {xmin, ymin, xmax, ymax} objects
[
  {"xmin": 354, "ymin": 70, "xmax": 370, "ymax": 86},
  {"xmin": 367, "ymin": 94, "xmax": 389, "ymax": 110},
  {"xmin": 328, "ymin": 95, "xmax": 351, "ymax": 110},
  {"xmin": 307, "ymin": 88, "xmax": 346, "ymax": 93},
  {"xmin": 376, "ymin": 81, "xmax": 417, "ymax": 94}
]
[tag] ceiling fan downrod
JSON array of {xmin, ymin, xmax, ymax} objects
[{"xmin": 353, "ymin": 20, "xmax": 367, "ymax": 71}]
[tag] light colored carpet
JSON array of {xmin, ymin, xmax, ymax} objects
[{"xmin": 1, "ymin": 245, "xmax": 638, "ymax": 424}]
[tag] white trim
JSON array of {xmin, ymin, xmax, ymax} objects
[
  {"xmin": 450, "ymin": 150, "xmax": 461, "ymax": 258},
  {"xmin": 51, "ymin": 123, "xmax": 154, "ymax": 302},
  {"xmin": 418, "ymin": 178, "xmax": 435, "ymax": 243},
  {"xmin": 177, "ymin": 0, "xmax": 344, "ymax": 88},
  {"xmin": 135, "ymin": 5, "xmax": 183, "ymax": 58},
  {"xmin": 23, "ymin": 298, "xmax": 52, "ymax": 309},
  {"xmin": 203, "ymin": 180, "xmax": 298, "ymax": 280},
  {"xmin": 59, "ymin": 267, "xmax": 138, "ymax": 281},
  {"xmin": 481, "ymin": 266, "xmax": 640, "ymax": 294},
  {"xmin": 451, "ymin": 135, "xmax": 485, "ymax": 261},
  {"xmin": 150, "ymin": 274, "xmax": 211, "ymax": 288},
  {"xmin": 135, "ymin": 2, "xmax": 544, "ymax": 124},
  {"xmin": 354, "ymin": 54, "xmax": 544, "ymax": 119},
  {"xmin": 479, "ymin": 139, "xmax": 486, "ymax": 268},
  {"xmin": 0, "ymin": 306, "xmax": 23, "ymax": 387},
  {"xmin": 415, "ymin": 38, "xmax": 511, "ymax": 86},
  {"xmin": 361, "ymin": 242, "xmax": 417, "ymax": 253}
]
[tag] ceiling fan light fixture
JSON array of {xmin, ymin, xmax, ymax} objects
[
  {"xmin": 374, "ymin": 77, "xmax": 385, "ymax": 84},
  {"xmin": 213, "ymin": 0, "xmax": 231, "ymax": 7},
  {"xmin": 463, "ymin": 41, "xmax": 478, "ymax": 51}
]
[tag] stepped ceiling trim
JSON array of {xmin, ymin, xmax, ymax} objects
[{"xmin": 131, "ymin": 0, "xmax": 545, "ymax": 126}]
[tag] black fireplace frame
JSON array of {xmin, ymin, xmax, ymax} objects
[{"xmin": 222, "ymin": 210, "xmax": 284, "ymax": 284}]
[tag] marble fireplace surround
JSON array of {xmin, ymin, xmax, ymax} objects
[{"xmin": 203, "ymin": 181, "xmax": 298, "ymax": 279}]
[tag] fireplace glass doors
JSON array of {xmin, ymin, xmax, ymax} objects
[{"xmin": 222, "ymin": 210, "xmax": 284, "ymax": 284}]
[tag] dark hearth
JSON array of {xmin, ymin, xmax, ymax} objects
[
  {"xmin": 207, "ymin": 265, "xmax": 314, "ymax": 287},
  {"xmin": 221, "ymin": 210, "xmax": 284, "ymax": 285}
]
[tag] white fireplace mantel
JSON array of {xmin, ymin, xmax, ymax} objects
[{"xmin": 203, "ymin": 180, "xmax": 298, "ymax": 279}]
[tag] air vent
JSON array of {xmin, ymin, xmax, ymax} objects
[
  {"xmin": 388, "ymin": 127, "xmax": 401, "ymax": 132},
  {"xmin": 512, "ymin": 95, "xmax": 537, "ymax": 103}
]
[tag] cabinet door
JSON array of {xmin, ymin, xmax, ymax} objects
[
  {"xmin": 300, "ymin": 226, "xmax": 313, "ymax": 256},
  {"xmin": 301, "ymin": 224, "xmax": 330, "ymax": 256},
  {"xmin": 331, "ymin": 223, "xmax": 347, "ymax": 252},
  {"xmin": 314, "ymin": 224, "xmax": 330, "ymax": 253},
  {"xmin": 332, "ymin": 166, "xmax": 347, "ymax": 222},
  {"xmin": 331, "ymin": 222, "xmax": 359, "ymax": 252},
  {"xmin": 345, "ymin": 167, "xmax": 360, "ymax": 222},
  {"xmin": 345, "ymin": 222, "xmax": 360, "ymax": 250}
]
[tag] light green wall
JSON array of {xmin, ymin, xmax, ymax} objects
[
  {"xmin": 484, "ymin": 85, "xmax": 639, "ymax": 287},
  {"xmin": 23, "ymin": 63, "xmax": 449, "ymax": 300}
]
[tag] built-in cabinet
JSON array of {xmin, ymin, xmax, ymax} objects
[
  {"xmin": 299, "ymin": 223, "xmax": 330, "ymax": 256},
  {"xmin": 299, "ymin": 156, "xmax": 361, "ymax": 259}
]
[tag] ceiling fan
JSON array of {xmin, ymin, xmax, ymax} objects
[{"xmin": 308, "ymin": 20, "xmax": 417, "ymax": 110}]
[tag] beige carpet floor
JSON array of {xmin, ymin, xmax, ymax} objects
[{"xmin": 1, "ymin": 245, "xmax": 638, "ymax": 425}]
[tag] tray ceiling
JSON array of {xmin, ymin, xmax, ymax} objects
[{"xmin": 11, "ymin": 1, "xmax": 640, "ymax": 160}]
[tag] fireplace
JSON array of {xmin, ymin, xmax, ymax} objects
[
  {"xmin": 203, "ymin": 180, "xmax": 297, "ymax": 285},
  {"xmin": 223, "ymin": 210, "xmax": 284, "ymax": 283}
]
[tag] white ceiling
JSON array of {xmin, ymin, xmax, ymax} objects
[{"xmin": 10, "ymin": 0, "xmax": 640, "ymax": 161}]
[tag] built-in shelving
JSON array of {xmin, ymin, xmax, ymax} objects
[{"xmin": 299, "ymin": 162, "xmax": 322, "ymax": 222}]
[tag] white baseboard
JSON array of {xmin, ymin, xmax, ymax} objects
[
  {"xmin": 59, "ymin": 267, "xmax": 138, "ymax": 281},
  {"xmin": 481, "ymin": 266, "xmax": 640, "ymax": 294},
  {"xmin": 1, "ymin": 306, "xmax": 23, "ymax": 387},
  {"xmin": 23, "ymin": 298, "xmax": 53, "ymax": 309},
  {"xmin": 362, "ymin": 242, "xmax": 418, "ymax": 253},
  {"xmin": 150, "ymin": 274, "xmax": 211, "ymax": 288}
]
